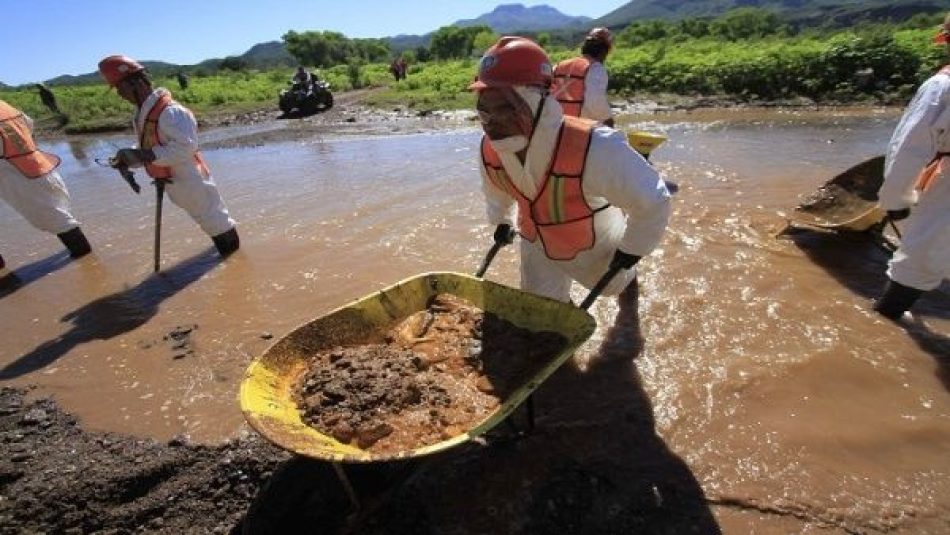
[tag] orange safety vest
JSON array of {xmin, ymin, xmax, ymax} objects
[
  {"xmin": 552, "ymin": 56, "xmax": 592, "ymax": 118},
  {"xmin": 0, "ymin": 100, "xmax": 61, "ymax": 178},
  {"xmin": 140, "ymin": 93, "xmax": 210, "ymax": 181},
  {"xmin": 481, "ymin": 115, "xmax": 608, "ymax": 261}
]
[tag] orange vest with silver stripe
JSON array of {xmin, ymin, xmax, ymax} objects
[
  {"xmin": 481, "ymin": 116, "xmax": 607, "ymax": 261},
  {"xmin": 552, "ymin": 56, "xmax": 592, "ymax": 118},
  {"xmin": 140, "ymin": 93, "xmax": 210, "ymax": 180},
  {"xmin": 0, "ymin": 100, "xmax": 61, "ymax": 179}
]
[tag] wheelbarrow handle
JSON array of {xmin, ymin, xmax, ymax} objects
[
  {"xmin": 475, "ymin": 240, "xmax": 506, "ymax": 278},
  {"xmin": 579, "ymin": 265, "xmax": 624, "ymax": 310}
]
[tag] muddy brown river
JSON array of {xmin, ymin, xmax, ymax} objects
[{"xmin": 1, "ymin": 107, "xmax": 947, "ymax": 532}]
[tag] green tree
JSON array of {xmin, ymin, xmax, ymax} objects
[
  {"xmin": 472, "ymin": 29, "xmax": 499, "ymax": 55},
  {"xmin": 617, "ymin": 20, "xmax": 674, "ymax": 47},
  {"xmin": 282, "ymin": 30, "xmax": 385, "ymax": 68},
  {"xmin": 710, "ymin": 8, "xmax": 785, "ymax": 41},
  {"xmin": 430, "ymin": 25, "xmax": 492, "ymax": 60},
  {"xmin": 415, "ymin": 46, "xmax": 431, "ymax": 63},
  {"xmin": 219, "ymin": 56, "xmax": 248, "ymax": 71},
  {"xmin": 536, "ymin": 32, "xmax": 551, "ymax": 49}
]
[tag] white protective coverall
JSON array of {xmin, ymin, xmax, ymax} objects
[
  {"xmin": 0, "ymin": 112, "xmax": 80, "ymax": 235},
  {"xmin": 134, "ymin": 88, "xmax": 235, "ymax": 237},
  {"xmin": 880, "ymin": 70, "xmax": 950, "ymax": 291},
  {"xmin": 581, "ymin": 61, "xmax": 612, "ymax": 124},
  {"xmin": 480, "ymin": 87, "xmax": 671, "ymax": 302}
]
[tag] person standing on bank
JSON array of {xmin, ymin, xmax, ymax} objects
[
  {"xmin": 0, "ymin": 99, "xmax": 92, "ymax": 261},
  {"xmin": 34, "ymin": 84, "xmax": 62, "ymax": 116},
  {"xmin": 97, "ymin": 55, "xmax": 240, "ymax": 257},
  {"xmin": 552, "ymin": 27, "xmax": 615, "ymax": 127},
  {"xmin": 873, "ymin": 16, "xmax": 950, "ymax": 320},
  {"xmin": 471, "ymin": 37, "xmax": 670, "ymax": 308}
]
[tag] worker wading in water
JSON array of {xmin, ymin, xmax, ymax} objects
[
  {"xmin": 873, "ymin": 15, "xmax": 950, "ymax": 319},
  {"xmin": 98, "ymin": 55, "xmax": 240, "ymax": 256},
  {"xmin": 471, "ymin": 37, "xmax": 671, "ymax": 315},
  {"xmin": 0, "ymin": 99, "xmax": 92, "ymax": 267},
  {"xmin": 551, "ymin": 27, "xmax": 615, "ymax": 127}
]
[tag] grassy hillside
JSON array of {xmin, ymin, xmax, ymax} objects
[
  {"xmin": 595, "ymin": 0, "xmax": 950, "ymax": 28},
  {"xmin": 1, "ymin": 19, "xmax": 944, "ymax": 134}
]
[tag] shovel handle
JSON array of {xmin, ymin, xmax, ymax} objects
[
  {"xmin": 579, "ymin": 265, "xmax": 624, "ymax": 310},
  {"xmin": 154, "ymin": 181, "xmax": 164, "ymax": 273},
  {"xmin": 886, "ymin": 217, "xmax": 903, "ymax": 241}
]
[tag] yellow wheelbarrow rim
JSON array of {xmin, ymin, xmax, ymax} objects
[{"xmin": 239, "ymin": 271, "xmax": 596, "ymax": 463}]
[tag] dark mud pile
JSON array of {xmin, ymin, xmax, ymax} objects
[
  {"xmin": 293, "ymin": 294, "xmax": 567, "ymax": 453},
  {"xmin": 0, "ymin": 386, "xmax": 289, "ymax": 534}
]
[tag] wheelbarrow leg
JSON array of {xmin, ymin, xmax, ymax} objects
[
  {"xmin": 526, "ymin": 393, "xmax": 535, "ymax": 432},
  {"xmin": 500, "ymin": 393, "xmax": 536, "ymax": 438},
  {"xmin": 333, "ymin": 463, "xmax": 361, "ymax": 511}
]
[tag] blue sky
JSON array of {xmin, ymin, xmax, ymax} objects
[{"xmin": 2, "ymin": 0, "xmax": 628, "ymax": 86}]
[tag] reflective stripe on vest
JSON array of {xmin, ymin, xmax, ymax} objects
[
  {"xmin": 140, "ymin": 94, "xmax": 210, "ymax": 181},
  {"xmin": 0, "ymin": 100, "xmax": 61, "ymax": 179},
  {"xmin": 552, "ymin": 56, "xmax": 591, "ymax": 118},
  {"xmin": 481, "ymin": 116, "xmax": 606, "ymax": 261}
]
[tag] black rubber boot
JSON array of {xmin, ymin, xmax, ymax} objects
[
  {"xmin": 873, "ymin": 279, "xmax": 924, "ymax": 320},
  {"xmin": 212, "ymin": 228, "xmax": 240, "ymax": 257},
  {"xmin": 57, "ymin": 227, "xmax": 92, "ymax": 258}
]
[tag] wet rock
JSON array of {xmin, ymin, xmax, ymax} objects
[{"xmin": 22, "ymin": 408, "xmax": 48, "ymax": 425}]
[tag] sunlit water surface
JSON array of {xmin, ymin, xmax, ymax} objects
[{"xmin": 1, "ymin": 107, "xmax": 947, "ymax": 531}]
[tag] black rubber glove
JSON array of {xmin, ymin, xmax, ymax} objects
[
  {"xmin": 886, "ymin": 208, "xmax": 910, "ymax": 222},
  {"xmin": 493, "ymin": 224, "xmax": 516, "ymax": 245},
  {"xmin": 609, "ymin": 250, "xmax": 641, "ymax": 270},
  {"xmin": 112, "ymin": 148, "xmax": 155, "ymax": 168}
]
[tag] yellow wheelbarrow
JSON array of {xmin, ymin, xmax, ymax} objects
[
  {"xmin": 782, "ymin": 155, "xmax": 899, "ymax": 251},
  {"xmin": 239, "ymin": 268, "xmax": 604, "ymax": 521},
  {"xmin": 627, "ymin": 129, "xmax": 678, "ymax": 194},
  {"xmin": 240, "ymin": 271, "xmax": 596, "ymax": 464},
  {"xmin": 627, "ymin": 130, "xmax": 668, "ymax": 159}
]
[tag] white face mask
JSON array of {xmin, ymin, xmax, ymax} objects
[{"xmin": 489, "ymin": 135, "xmax": 528, "ymax": 153}]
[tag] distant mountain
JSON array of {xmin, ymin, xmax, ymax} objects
[
  {"xmin": 386, "ymin": 3, "xmax": 593, "ymax": 55},
  {"xmin": 455, "ymin": 3, "xmax": 591, "ymax": 33},
  {"xmin": 594, "ymin": 0, "xmax": 950, "ymax": 28},
  {"xmin": 228, "ymin": 41, "xmax": 295, "ymax": 68},
  {"xmin": 37, "ymin": 43, "xmax": 294, "ymax": 87},
  {"xmin": 46, "ymin": 61, "xmax": 180, "ymax": 86}
]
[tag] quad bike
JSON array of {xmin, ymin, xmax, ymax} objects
[{"xmin": 279, "ymin": 79, "xmax": 334, "ymax": 115}]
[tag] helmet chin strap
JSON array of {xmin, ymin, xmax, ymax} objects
[{"xmin": 525, "ymin": 90, "xmax": 547, "ymax": 150}]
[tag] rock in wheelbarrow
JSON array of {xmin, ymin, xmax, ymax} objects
[{"xmin": 292, "ymin": 293, "xmax": 568, "ymax": 454}]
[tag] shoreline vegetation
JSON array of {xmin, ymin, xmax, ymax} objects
[{"xmin": 0, "ymin": 13, "xmax": 942, "ymax": 137}]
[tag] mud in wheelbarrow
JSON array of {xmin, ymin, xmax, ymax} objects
[
  {"xmin": 787, "ymin": 155, "xmax": 886, "ymax": 232},
  {"xmin": 239, "ymin": 271, "xmax": 596, "ymax": 463},
  {"xmin": 780, "ymin": 155, "xmax": 902, "ymax": 252}
]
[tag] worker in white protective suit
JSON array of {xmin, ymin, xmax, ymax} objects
[
  {"xmin": 0, "ymin": 99, "xmax": 92, "ymax": 266},
  {"xmin": 97, "ymin": 55, "xmax": 239, "ymax": 256},
  {"xmin": 873, "ymin": 17, "xmax": 950, "ymax": 319},
  {"xmin": 471, "ymin": 36, "xmax": 671, "ymax": 310},
  {"xmin": 552, "ymin": 27, "xmax": 615, "ymax": 127}
]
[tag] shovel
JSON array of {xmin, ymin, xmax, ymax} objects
[{"xmin": 153, "ymin": 180, "xmax": 165, "ymax": 272}]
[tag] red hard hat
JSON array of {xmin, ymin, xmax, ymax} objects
[
  {"xmin": 586, "ymin": 27, "xmax": 614, "ymax": 48},
  {"xmin": 98, "ymin": 55, "xmax": 145, "ymax": 87},
  {"xmin": 469, "ymin": 36, "xmax": 552, "ymax": 91}
]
